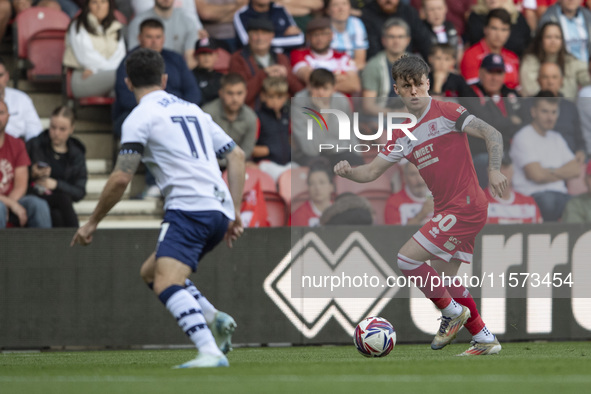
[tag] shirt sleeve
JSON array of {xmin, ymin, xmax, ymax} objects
[
  {"xmin": 353, "ymin": 17, "xmax": 369, "ymax": 50},
  {"xmin": 439, "ymin": 101, "xmax": 474, "ymax": 132},
  {"xmin": 121, "ymin": 106, "xmax": 151, "ymax": 146},
  {"xmin": 14, "ymin": 138, "xmax": 31, "ymax": 168},
  {"xmin": 201, "ymin": 111, "xmax": 236, "ymax": 158},
  {"xmin": 510, "ymin": 130, "xmax": 537, "ymax": 168}
]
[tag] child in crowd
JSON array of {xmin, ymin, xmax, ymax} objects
[
  {"xmin": 192, "ymin": 38, "xmax": 223, "ymax": 106},
  {"xmin": 253, "ymin": 76, "xmax": 292, "ymax": 181},
  {"xmin": 427, "ymin": 44, "xmax": 476, "ymax": 100}
]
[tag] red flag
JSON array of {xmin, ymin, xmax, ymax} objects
[{"xmin": 240, "ymin": 179, "xmax": 269, "ymax": 228}]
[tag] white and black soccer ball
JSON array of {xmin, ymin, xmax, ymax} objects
[{"xmin": 353, "ymin": 316, "xmax": 396, "ymax": 357}]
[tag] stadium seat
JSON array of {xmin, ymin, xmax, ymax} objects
[
  {"xmin": 264, "ymin": 192, "xmax": 288, "ymax": 227},
  {"xmin": 335, "ymin": 167, "xmax": 397, "ymax": 225},
  {"xmin": 223, "ymin": 166, "xmax": 277, "ymax": 193},
  {"xmin": 213, "ymin": 48, "xmax": 231, "ymax": 74},
  {"xmin": 12, "ymin": 7, "xmax": 70, "ymax": 88},
  {"xmin": 278, "ymin": 166, "xmax": 309, "ymax": 206}
]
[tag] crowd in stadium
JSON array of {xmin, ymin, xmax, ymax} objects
[{"xmin": 1, "ymin": 0, "xmax": 591, "ymax": 229}]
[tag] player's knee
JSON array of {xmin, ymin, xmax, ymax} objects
[{"xmin": 397, "ymin": 253, "xmax": 423, "ymax": 271}]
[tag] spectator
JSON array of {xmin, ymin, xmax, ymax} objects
[
  {"xmin": 276, "ymin": 0, "xmax": 323, "ymax": 31},
  {"xmin": 131, "ymin": 0, "xmax": 202, "ymax": 29},
  {"xmin": 465, "ymin": 0, "xmax": 531, "ymax": 57},
  {"xmin": 562, "ymin": 160, "xmax": 591, "ymax": 222},
  {"xmin": 0, "ymin": 1, "xmax": 11, "ymax": 43},
  {"xmin": 469, "ymin": 54, "xmax": 522, "ymax": 188},
  {"xmin": 63, "ymin": 0, "xmax": 126, "ymax": 99},
  {"xmin": 410, "ymin": 0, "xmax": 475, "ymax": 37},
  {"xmin": 0, "ymin": 57, "xmax": 42, "ymax": 141},
  {"xmin": 510, "ymin": 92, "xmax": 582, "ymax": 221},
  {"xmin": 290, "ymin": 161, "xmax": 334, "ymax": 227},
  {"xmin": 428, "ymin": 44, "xmax": 477, "ymax": 99},
  {"xmin": 252, "ymin": 77, "xmax": 292, "ymax": 181},
  {"xmin": 326, "ymin": 0, "xmax": 368, "ymax": 70},
  {"xmin": 460, "ymin": 8, "xmax": 521, "ymax": 90},
  {"xmin": 361, "ymin": 17, "xmax": 408, "ymax": 115},
  {"xmin": 362, "ymin": 0, "xmax": 432, "ymax": 60},
  {"xmin": 0, "ymin": 100, "xmax": 51, "ymax": 228},
  {"xmin": 228, "ymin": 17, "xmax": 304, "ymax": 109},
  {"xmin": 291, "ymin": 68, "xmax": 364, "ymax": 167},
  {"xmin": 234, "ymin": 0, "xmax": 305, "ymax": 52},
  {"xmin": 577, "ymin": 64, "xmax": 591, "ymax": 156},
  {"xmin": 521, "ymin": 63, "xmax": 586, "ymax": 157},
  {"xmin": 539, "ymin": 0, "xmax": 591, "ymax": 62},
  {"xmin": 485, "ymin": 154, "xmax": 542, "ymax": 224},
  {"xmin": 192, "ymin": 38, "xmax": 223, "ymax": 106},
  {"xmin": 291, "ymin": 17, "xmax": 361, "ymax": 95},
  {"xmin": 520, "ymin": 21, "xmax": 590, "ymax": 98},
  {"xmin": 422, "ymin": 0, "xmax": 463, "ymax": 62},
  {"xmin": 202, "ymin": 73, "xmax": 258, "ymax": 165},
  {"xmin": 127, "ymin": 0, "xmax": 206, "ymax": 69},
  {"xmin": 196, "ymin": 0, "xmax": 250, "ymax": 52},
  {"xmin": 10, "ymin": 0, "xmax": 80, "ymax": 18},
  {"xmin": 320, "ymin": 192, "xmax": 373, "ymax": 225},
  {"xmin": 26, "ymin": 106, "xmax": 87, "ymax": 227},
  {"xmin": 384, "ymin": 161, "xmax": 434, "ymax": 225},
  {"xmin": 113, "ymin": 18, "xmax": 202, "ymax": 138}
]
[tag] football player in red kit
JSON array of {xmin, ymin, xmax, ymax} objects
[{"xmin": 335, "ymin": 55, "xmax": 507, "ymax": 356}]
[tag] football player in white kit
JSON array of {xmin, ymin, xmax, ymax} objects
[{"xmin": 72, "ymin": 48, "xmax": 246, "ymax": 368}]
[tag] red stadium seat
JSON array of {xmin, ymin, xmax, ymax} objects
[
  {"xmin": 264, "ymin": 192, "xmax": 288, "ymax": 227},
  {"xmin": 278, "ymin": 166, "xmax": 309, "ymax": 205},
  {"xmin": 213, "ymin": 48, "xmax": 231, "ymax": 74},
  {"xmin": 13, "ymin": 7, "xmax": 70, "ymax": 87},
  {"xmin": 335, "ymin": 165, "xmax": 400, "ymax": 225}
]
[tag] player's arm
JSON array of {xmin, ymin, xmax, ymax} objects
[
  {"xmin": 334, "ymin": 155, "xmax": 393, "ymax": 183},
  {"xmin": 462, "ymin": 117, "xmax": 508, "ymax": 197},
  {"xmin": 224, "ymin": 145, "xmax": 246, "ymax": 247},
  {"xmin": 71, "ymin": 147, "xmax": 142, "ymax": 246}
]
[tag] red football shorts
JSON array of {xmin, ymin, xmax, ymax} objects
[{"xmin": 412, "ymin": 208, "xmax": 487, "ymax": 264}]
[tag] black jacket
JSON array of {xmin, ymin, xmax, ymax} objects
[{"xmin": 26, "ymin": 130, "xmax": 87, "ymax": 202}]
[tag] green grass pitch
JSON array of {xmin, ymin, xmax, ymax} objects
[{"xmin": 1, "ymin": 342, "xmax": 590, "ymax": 394}]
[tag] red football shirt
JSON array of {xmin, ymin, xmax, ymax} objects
[
  {"xmin": 484, "ymin": 187, "xmax": 542, "ymax": 224},
  {"xmin": 379, "ymin": 99, "xmax": 488, "ymax": 214},
  {"xmin": 290, "ymin": 200, "xmax": 322, "ymax": 227},
  {"xmin": 0, "ymin": 134, "xmax": 30, "ymax": 196},
  {"xmin": 460, "ymin": 40, "xmax": 521, "ymax": 90},
  {"xmin": 291, "ymin": 48, "xmax": 357, "ymax": 75},
  {"xmin": 384, "ymin": 187, "xmax": 434, "ymax": 225}
]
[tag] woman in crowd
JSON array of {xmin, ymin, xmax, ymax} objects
[
  {"xmin": 520, "ymin": 21, "xmax": 590, "ymax": 98},
  {"xmin": 26, "ymin": 106, "xmax": 87, "ymax": 227},
  {"xmin": 465, "ymin": 0, "xmax": 531, "ymax": 57},
  {"xmin": 63, "ymin": 0, "xmax": 125, "ymax": 98},
  {"xmin": 326, "ymin": 0, "xmax": 368, "ymax": 70},
  {"xmin": 290, "ymin": 162, "xmax": 335, "ymax": 227}
]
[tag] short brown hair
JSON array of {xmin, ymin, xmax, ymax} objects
[
  {"xmin": 429, "ymin": 43, "xmax": 456, "ymax": 59},
  {"xmin": 309, "ymin": 68, "xmax": 335, "ymax": 88},
  {"xmin": 262, "ymin": 76, "xmax": 289, "ymax": 95},
  {"xmin": 391, "ymin": 55, "xmax": 430, "ymax": 85},
  {"xmin": 220, "ymin": 72, "xmax": 246, "ymax": 88}
]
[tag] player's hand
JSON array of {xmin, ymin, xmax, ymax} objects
[
  {"xmin": 488, "ymin": 170, "xmax": 508, "ymax": 198},
  {"xmin": 334, "ymin": 160, "xmax": 352, "ymax": 178},
  {"xmin": 9, "ymin": 202, "xmax": 28, "ymax": 227},
  {"xmin": 224, "ymin": 215, "xmax": 244, "ymax": 248},
  {"xmin": 71, "ymin": 222, "xmax": 98, "ymax": 247}
]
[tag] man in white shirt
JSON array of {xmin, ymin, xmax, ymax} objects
[
  {"xmin": 0, "ymin": 58, "xmax": 42, "ymax": 141},
  {"xmin": 127, "ymin": 0, "xmax": 206, "ymax": 69},
  {"xmin": 510, "ymin": 91, "xmax": 582, "ymax": 221},
  {"xmin": 72, "ymin": 48, "xmax": 246, "ymax": 368}
]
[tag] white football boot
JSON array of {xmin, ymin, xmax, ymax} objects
[{"xmin": 173, "ymin": 353, "xmax": 229, "ymax": 368}]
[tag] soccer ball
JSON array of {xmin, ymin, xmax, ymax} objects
[{"xmin": 353, "ymin": 316, "xmax": 396, "ymax": 357}]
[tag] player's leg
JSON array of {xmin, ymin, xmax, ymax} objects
[
  {"xmin": 141, "ymin": 251, "xmax": 236, "ymax": 354},
  {"xmin": 431, "ymin": 258, "xmax": 501, "ymax": 355},
  {"xmin": 153, "ymin": 256, "xmax": 228, "ymax": 368},
  {"xmin": 397, "ymin": 238, "xmax": 470, "ymax": 349}
]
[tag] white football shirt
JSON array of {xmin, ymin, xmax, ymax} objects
[{"xmin": 121, "ymin": 90, "xmax": 236, "ymax": 219}]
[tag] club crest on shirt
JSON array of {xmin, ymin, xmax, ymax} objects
[{"xmin": 428, "ymin": 121, "xmax": 439, "ymax": 138}]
